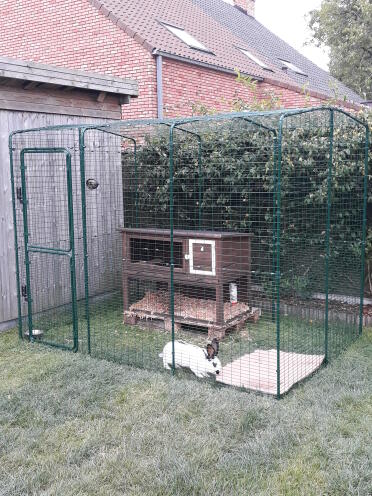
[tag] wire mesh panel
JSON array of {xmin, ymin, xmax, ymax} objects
[
  {"xmin": 327, "ymin": 111, "xmax": 368, "ymax": 354},
  {"xmin": 11, "ymin": 132, "xmax": 83, "ymax": 350},
  {"xmin": 82, "ymin": 124, "xmax": 174, "ymax": 368},
  {"xmin": 10, "ymin": 108, "xmax": 369, "ymax": 397}
]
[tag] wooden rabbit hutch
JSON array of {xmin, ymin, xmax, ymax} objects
[{"xmin": 120, "ymin": 228, "xmax": 259, "ymax": 338}]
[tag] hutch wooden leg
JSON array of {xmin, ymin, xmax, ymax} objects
[
  {"xmin": 123, "ymin": 274, "xmax": 129, "ymax": 312},
  {"xmin": 215, "ymin": 282, "xmax": 224, "ymax": 325}
]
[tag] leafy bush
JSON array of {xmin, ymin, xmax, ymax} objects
[{"xmin": 122, "ymin": 116, "xmax": 368, "ymax": 298}]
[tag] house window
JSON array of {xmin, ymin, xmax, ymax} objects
[
  {"xmin": 237, "ymin": 47, "xmax": 272, "ymax": 71},
  {"xmin": 161, "ymin": 22, "xmax": 211, "ymax": 52},
  {"xmin": 279, "ymin": 59, "xmax": 307, "ymax": 76}
]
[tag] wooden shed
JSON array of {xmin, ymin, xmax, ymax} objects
[{"xmin": 0, "ymin": 56, "xmax": 138, "ymax": 330}]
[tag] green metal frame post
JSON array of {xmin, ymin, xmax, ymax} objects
[
  {"xmin": 20, "ymin": 150, "xmax": 34, "ymax": 341},
  {"xmin": 272, "ymin": 137, "xmax": 278, "ymax": 323},
  {"xmin": 8, "ymin": 133, "xmax": 23, "ymax": 339},
  {"xmin": 275, "ymin": 117, "xmax": 284, "ymax": 399},
  {"xmin": 197, "ymin": 139, "xmax": 203, "ymax": 229},
  {"xmin": 169, "ymin": 124, "xmax": 176, "ymax": 373},
  {"xmin": 79, "ymin": 129, "xmax": 91, "ymax": 354},
  {"xmin": 359, "ymin": 125, "xmax": 370, "ymax": 335},
  {"xmin": 324, "ymin": 109, "xmax": 334, "ymax": 363}
]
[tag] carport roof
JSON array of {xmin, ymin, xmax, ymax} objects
[{"xmin": 0, "ymin": 56, "xmax": 138, "ymax": 98}]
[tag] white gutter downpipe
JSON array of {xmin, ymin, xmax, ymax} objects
[{"xmin": 156, "ymin": 54, "xmax": 164, "ymax": 119}]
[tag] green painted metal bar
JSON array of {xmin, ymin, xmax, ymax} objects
[
  {"xmin": 79, "ymin": 128, "xmax": 91, "ymax": 354},
  {"xmin": 19, "ymin": 147, "xmax": 71, "ymax": 154},
  {"xmin": 359, "ymin": 125, "xmax": 370, "ymax": 335},
  {"xmin": 275, "ymin": 116, "xmax": 284, "ymax": 399},
  {"xmin": 197, "ymin": 138, "xmax": 203, "ymax": 229},
  {"xmin": 277, "ymin": 107, "xmax": 368, "ymax": 128},
  {"xmin": 272, "ymin": 137, "xmax": 278, "ymax": 323},
  {"xmin": 169, "ymin": 124, "xmax": 176, "ymax": 374},
  {"xmin": 7, "ymin": 106, "xmax": 367, "ymax": 138},
  {"xmin": 8, "ymin": 133, "xmax": 23, "ymax": 339},
  {"xmin": 27, "ymin": 245, "xmax": 72, "ymax": 256},
  {"xmin": 133, "ymin": 140, "xmax": 139, "ymax": 227},
  {"xmin": 20, "ymin": 150, "xmax": 34, "ymax": 342},
  {"xmin": 234, "ymin": 116, "xmax": 277, "ymax": 135},
  {"xmin": 324, "ymin": 109, "xmax": 334, "ymax": 363},
  {"xmin": 65, "ymin": 151, "xmax": 79, "ymax": 352}
]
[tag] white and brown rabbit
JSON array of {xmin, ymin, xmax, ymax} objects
[{"xmin": 159, "ymin": 338, "xmax": 221, "ymax": 378}]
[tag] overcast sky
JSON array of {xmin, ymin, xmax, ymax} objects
[{"xmin": 255, "ymin": 0, "xmax": 330, "ymax": 71}]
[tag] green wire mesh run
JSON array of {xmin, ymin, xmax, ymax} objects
[{"xmin": 9, "ymin": 107, "xmax": 369, "ymax": 398}]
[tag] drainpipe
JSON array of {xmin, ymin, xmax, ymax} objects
[{"xmin": 156, "ymin": 54, "xmax": 164, "ymax": 119}]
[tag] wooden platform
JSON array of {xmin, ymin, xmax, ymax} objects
[
  {"xmin": 124, "ymin": 291, "xmax": 260, "ymax": 339},
  {"xmin": 216, "ymin": 349, "xmax": 325, "ymax": 395}
]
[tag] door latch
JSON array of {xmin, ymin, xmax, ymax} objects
[
  {"xmin": 21, "ymin": 285, "xmax": 28, "ymax": 301},
  {"xmin": 16, "ymin": 187, "xmax": 23, "ymax": 204}
]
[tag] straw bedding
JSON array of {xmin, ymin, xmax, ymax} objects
[{"xmin": 129, "ymin": 290, "xmax": 250, "ymax": 322}]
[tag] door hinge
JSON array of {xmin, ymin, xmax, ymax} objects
[
  {"xmin": 21, "ymin": 285, "xmax": 28, "ymax": 301},
  {"xmin": 16, "ymin": 186, "xmax": 23, "ymax": 204}
]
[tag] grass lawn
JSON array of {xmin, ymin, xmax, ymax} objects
[
  {"xmin": 0, "ymin": 327, "xmax": 371, "ymax": 496},
  {"xmin": 30, "ymin": 292, "xmax": 357, "ymax": 373}
]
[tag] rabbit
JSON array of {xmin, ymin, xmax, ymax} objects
[{"xmin": 159, "ymin": 338, "xmax": 221, "ymax": 378}]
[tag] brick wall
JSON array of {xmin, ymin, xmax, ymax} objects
[
  {"xmin": 0, "ymin": 0, "xmax": 343, "ymax": 121},
  {"xmin": 162, "ymin": 58, "xmax": 328, "ymax": 118},
  {"xmin": 259, "ymin": 82, "xmax": 326, "ymax": 108},
  {"xmin": 0, "ymin": 0, "xmax": 157, "ymax": 119}
]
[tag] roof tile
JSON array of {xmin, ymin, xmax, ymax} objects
[{"xmin": 89, "ymin": 0, "xmax": 362, "ymax": 103}]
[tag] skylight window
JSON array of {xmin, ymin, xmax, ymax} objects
[
  {"xmin": 279, "ymin": 59, "xmax": 307, "ymax": 76},
  {"xmin": 162, "ymin": 23, "xmax": 210, "ymax": 52},
  {"xmin": 237, "ymin": 47, "xmax": 272, "ymax": 71}
]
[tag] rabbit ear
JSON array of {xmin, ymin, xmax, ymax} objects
[
  {"xmin": 211, "ymin": 338, "xmax": 219, "ymax": 356},
  {"xmin": 206, "ymin": 344, "xmax": 214, "ymax": 358}
]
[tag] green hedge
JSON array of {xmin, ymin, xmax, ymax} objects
[{"xmin": 122, "ymin": 122, "xmax": 367, "ymax": 297}]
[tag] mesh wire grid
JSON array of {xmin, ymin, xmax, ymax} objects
[{"xmin": 9, "ymin": 108, "xmax": 369, "ymax": 397}]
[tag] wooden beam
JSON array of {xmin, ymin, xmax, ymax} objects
[
  {"xmin": 0, "ymin": 87, "xmax": 123, "ymax": 118},
  {"xmin": 97, "ymin": 91, "xmax": 107, "ymax": 103},
  {"xmin": 0, "ymin": 98, "xmax": 121, "ymax": 119},
  {"xmin": 36, "ymin": 83, "xmax": 54, "ymax": 90},
  {"xmin": 23, "ymin": 81, "xmax": 40, "ymax": 90},
  {"xmin": 0, "ymin": 56, "xmax": 138, "ymax": 96},
  {"xmin": 120, "ymin": 95, "xmax": 131, "ymax": 105}
]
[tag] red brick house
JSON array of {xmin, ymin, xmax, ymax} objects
[{"xmin": 0, "ymin": 0, "xmax": 363, "ymax": 119}]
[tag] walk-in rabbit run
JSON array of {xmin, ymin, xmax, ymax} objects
[{"xmin": 10, "ymin": 107, "xmax": 369, "ymax": 397}]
